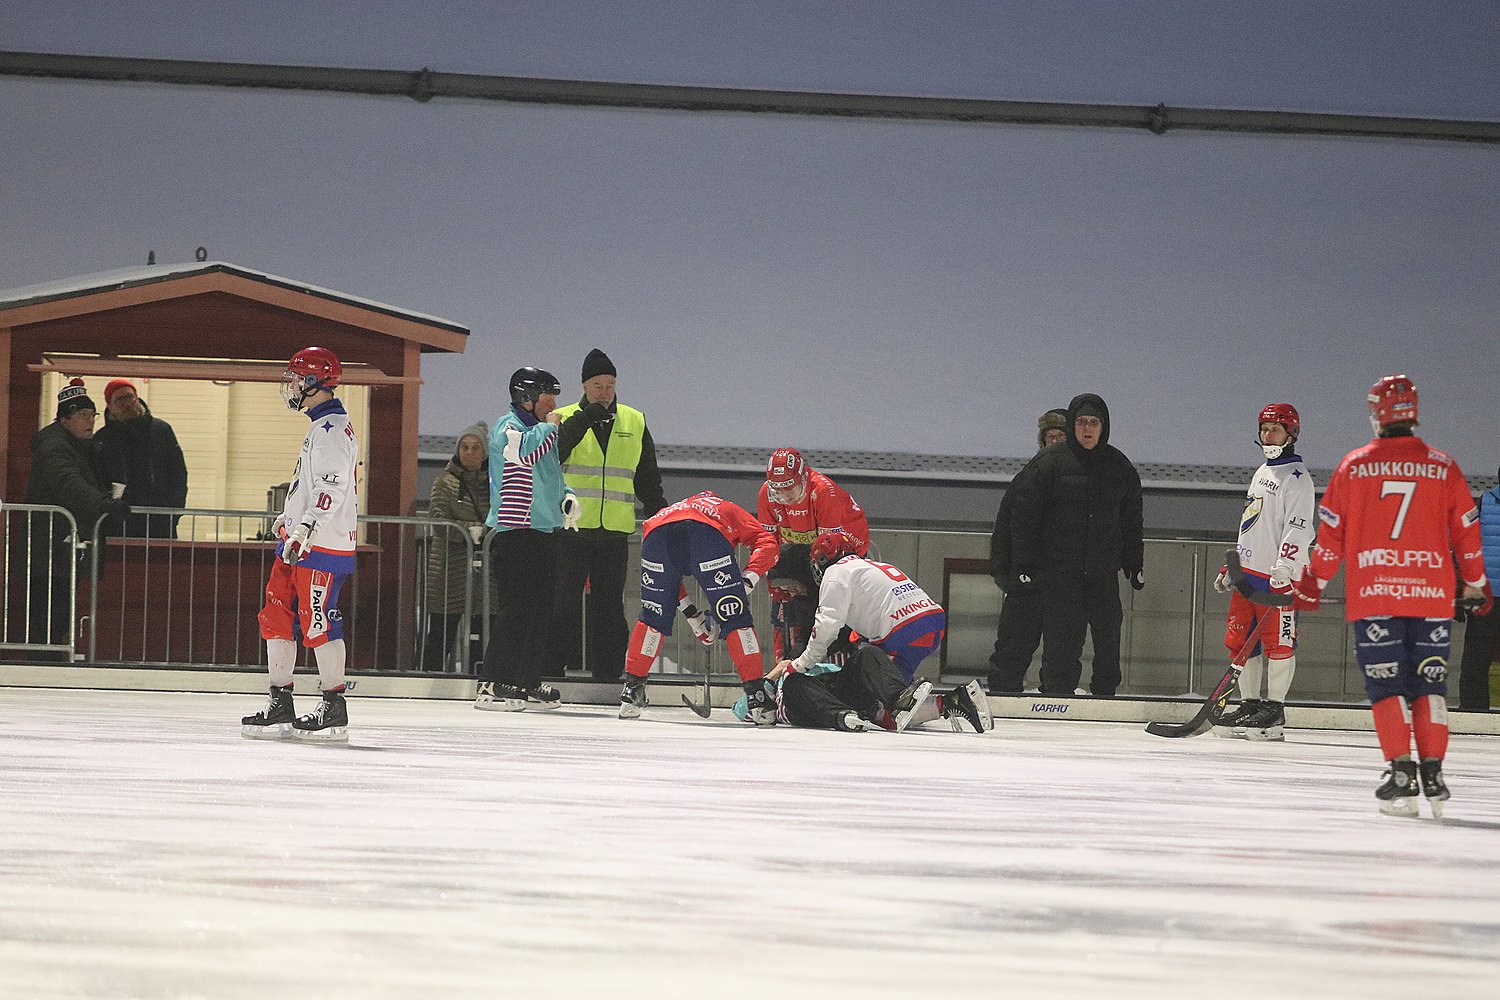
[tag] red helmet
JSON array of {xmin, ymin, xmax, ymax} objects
[
  {"xmin": 766, "ymin": 447, "xmax": 809, "ymax": 504},
  {"xmin": 810, "ymin": 529, "xmax": 862, "ymax": 583},
  {"xmin": 1258, "ymin": 403, "xmax": 1300, "ymax": 441},
  {"xmin": 1368, "ymin": 375, "xmax": 1418, "ymax": 432},
  {"xmin": 282, "ymin": 346, "xmax": 341, "ymax": 410}
]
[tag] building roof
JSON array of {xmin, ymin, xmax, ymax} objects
[{"xmin": 0, "ymin": 261, "xmax": 468, "ymax": 338}]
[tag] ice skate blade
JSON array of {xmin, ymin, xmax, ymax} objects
[
  {"xmin": 241, "ymin": 723, "xmax": 292, "ymax": 740},
  {"xmin": 1426, "ymin": 798, "xmax": 1445, "ymax": 820},
  {"xmin": 526, "ymin": 699, "xmax": 562, "ymax": 712},
  {"xmin": 1210, "ymin": 725, "xmax": 1243, "ymax": 739},
  {"xmin": 1245, "ymin": 726, "xmax": 1285, "ymax": 742},
  {"xmin": 475, "ymin": 699, "xmax": 526, "ymax": 713},
  {"xmin": 293, "ymin": 726, "xmax": 348, "ymax": 744},
  {"xmin": 1379, "ymin": 797, "xmax": 1419, "ymax": 818},
  {"xmin": 618, "ymin": 704, "xmax": 643, "ymax": 720}
]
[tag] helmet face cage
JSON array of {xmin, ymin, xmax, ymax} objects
[
  {"xmin": 766, "ymin": 448, "xmax": 808, "ymax": 504},
  {"xmin": 809, "ymin": 530, "xmax": 860, "ymax": 584},
  {"xmin": 509, "ymin": 368, "xmax": 561, "ymax": 407},
  {"xmin": 1368, "ymin": 375, "xmax": 1418, "ymax": 432}
]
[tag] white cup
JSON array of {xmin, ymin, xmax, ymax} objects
[
  {"xmin": 468, "ymin": 524, "xmax": 485, "ymax": 545},
  {"xmin": 110, "ymin": 482, "xmax": 126, "ymax": 500}
]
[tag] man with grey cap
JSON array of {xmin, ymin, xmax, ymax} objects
[
  {"xmin": 546, "ymin": 349, "xmax": 667, "ymax": 681},
  {"xmin": 988, "ymin": 407, "xmax": 1069, "ymax": 692},
  {"xmin": 1006, "ymin": 393, "xmax": 1144, "ymax": 697}
]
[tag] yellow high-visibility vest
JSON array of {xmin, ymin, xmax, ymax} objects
[{"xmin": 556, "ymin": 403, "xmax": 646, "ymax": 532}]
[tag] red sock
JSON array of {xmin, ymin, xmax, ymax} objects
[
  {"xmin": 1370, "ymin": 696, "xmax": 1412, "ymax": 760},
  {"xmin": 1411, "ymin": 694, "xmax": 1449, "ymax": 760},
  {"xmin": 625, "ymin": 621, "xmax": 659, "ymax": 679},
  {"xmin": 726, "ymin": 627, "xmax": 764, "ymax": 683}
]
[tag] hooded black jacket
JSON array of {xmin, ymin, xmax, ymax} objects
[
  {"xmin": 1007, "ymin": 393, "xmax": 1144, "ymax": 581},
  {"xmin": 94, "ymin": 400, "xmax": 188, "ymax": 509}
]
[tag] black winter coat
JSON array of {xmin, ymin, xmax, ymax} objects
[
  {"xmin": 26, "ymin": 422, "xmax": 112, "ymax": 525},
  {"xmin": 94, "ymin": 402, "xmax": 188, "ymax": 509},
  {"xmin": 1007, "ymin": 393, "xmax": 1144, "ymax": 582}
]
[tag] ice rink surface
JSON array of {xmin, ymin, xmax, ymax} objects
[{"xmin": 4, "ymin": 687, "xmax": 1500, "ymax": 1000}]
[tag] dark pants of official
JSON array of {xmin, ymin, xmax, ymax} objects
[
  {"xmin": 780, "ymin": 645, "xmax": 908, "ymax": 729},
  {"xmin": 989, "ymin": 589, "xmax": 1043, "ymax": 692},
  {"xmin": 1040, "ymin": 574, "xmax": 1122, "ymax": 697},
  {"xmin": 1457, "ymin": 608, "xmax": 1500, "ymax": 711},
  {"xmin": 482, "ymin": 529, "xmax": 557, "ymax": 691},
  {"xmin": 545, "ymin": 528, "xmax": 630, "ymax": 681}
]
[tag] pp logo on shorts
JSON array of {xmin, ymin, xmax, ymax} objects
[
  {"xmin": 715, "ymin": 595, "xmax": 744, "ymax": 621},
  {"xmin": 1417, "ymin": 656, "xmax": 1447, "ymax": 682}
]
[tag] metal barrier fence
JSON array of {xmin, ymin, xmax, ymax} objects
[
  {"xmin": 12, "ymin": 506, "xmax": 1388, "ymax": 704},
  {"xmin": 2, "ymin": 503, "xmax": 82, "ymax": 659}
]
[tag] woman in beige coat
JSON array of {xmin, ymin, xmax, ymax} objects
[{"xmin": 423, "ymin": 423, "xmax": 495, "ymax": 671}]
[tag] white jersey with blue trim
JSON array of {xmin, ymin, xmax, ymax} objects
[
  {"xmin": 1235, "ymin": 454, "xmax": 1316, "ymax": 583},
  {"xmin": 279, "ymin": 399, "xmax": 359, "ymax": 556}
]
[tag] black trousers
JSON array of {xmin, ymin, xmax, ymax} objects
[
  {"xmin": 989, "ymin": 588, "xmax": 1043, "ymax": 692},
  {"xmin": 1457, "ymin": 608, "xmax": 1500, "ymax": 711},
  {"xmin": 482, "ymin": 529, "xmax": 557, "ymax": 690},
  {"xmin": 422, "ymin": 613, "xmax": 485, "ymax": 673},
  {"xmin": 1040, "ymin": 574, "xmax": 1123, "ymax": 696},
  {"xmin": 780, "ymin": 645, "xmax": 908, "ymax": 729},
  {"xmin": 544, "ymin": 528, "xmax": 630, "ymax": 681}
]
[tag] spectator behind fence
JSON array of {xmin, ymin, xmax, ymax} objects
[
  {"xmin": 988, "ymin": 407, "xmax": 1069, "ymax": 693},
  {"xmin": 1007, "ymin": 392, "xmax": 1144, "ymax": 697},
  {"xmin": 546, "ymin": 349, "xmax": 668, "ymax": 681},
  {"xmin": 93, "ymin": 379, "xmax": 188, "ymax": 539},
  {"xmin": 423, "ymin": 421, "xmax": 496, "ymax": 672},
  {"xmin": 22, "ymin": 379, "xmax": 129, "ymax": 650},
  {"xmin": 1456, "ymin": 467, "xmax": 1500, "ymax": 712}
]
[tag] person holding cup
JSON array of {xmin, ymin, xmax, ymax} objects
[
  {"xmin": 423, "ymin": 421, "xmax": 495, "ymax": 672},
  {"xmin": 93, "ymin": 378, "xmax": 188, "ymax": 539}
]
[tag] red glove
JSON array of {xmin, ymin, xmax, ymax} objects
[
  {"xmin": 767, "ymin": 584, "xmax": 795, "ymax": 604},
  {"xmin": 1289, "ymin": 570, "xmax": 1322, "ymax": 612}
]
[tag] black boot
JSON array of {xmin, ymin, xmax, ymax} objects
[
  {"xmin": 241, "ymin": 685, "xmax": 295, "ymax": 740},
  {"xmin": 1418, "ymin": 758, "xmax": 1450, "ymax": 818},
  {"xmin": 1376, "ymin": 759, "xmax": 1418, "ymax": 817},
  {"xmin": 292, "ymin": 688, "xmax": 349, "ymax": 743}
]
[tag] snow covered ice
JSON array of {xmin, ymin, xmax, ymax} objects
[{"xmin": 4, "ymin": 688, "xmax": 1500, "ymax": 999}]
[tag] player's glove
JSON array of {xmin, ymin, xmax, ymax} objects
[
  {"xmin": 281, "ymin": 519, "xmax": 315, "ymax": 565},
  {"xmin": 561, "ymin": 493, "xmax": 581, "ymax": 531},
  {"xmin": 742, "ymin": 570, "xmax": 760, "ymax": 594},
  {"xmin": 681, "ymin": 603, "xmax": 718, "ymax": 646},
  {"xmin": 1458, "ymin": 582, "xmax": 1494, "ymax": 618},
  {"xmin": 1213, "ymin": 565, "xmax": 1232, "ymax": 594},
  {"xmin": 1127, "ymin": 568, "xmax": 1146, "ymax": 591},
  {"xmin": 1268, "ymin": 563, "xmax": 1293, "ymax": 592},
  {"xmin": 1290, "ymin": 570, "xmax": 1323, "ymax": 612},
  {"xmin": 501, "ymin": 426, "xmax": 523, "ymax": 464}
]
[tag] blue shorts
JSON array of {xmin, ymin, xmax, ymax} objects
[
  {"xmin": 638, "ymin": 520, "xmax": 755, "ymax": 635},
  {"xmin": 1351, "ymin": 615, "xmax": 1451, "ymax": 702},
  {"xmin": 878, "ymin": 610, "xmax": 947, "ymax": 683}
]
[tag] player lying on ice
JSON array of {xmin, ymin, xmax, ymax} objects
[{"xmin": 762, "ymin": 530, "xmax": 992, "ymax": 732}]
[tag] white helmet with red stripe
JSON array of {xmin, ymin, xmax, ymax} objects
[{"xmin": 765, "ymin": 447, "xmax": 808, "ymax": 505}]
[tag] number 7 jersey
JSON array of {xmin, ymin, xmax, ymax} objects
[{"xmin": 1308, "ymin": 434, "xmax": 1485, "ymax": 621}]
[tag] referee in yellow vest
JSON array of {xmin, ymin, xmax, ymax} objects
[{"xmin": 545, "ymin": 349, "xmax": 668, "ymax": 681}]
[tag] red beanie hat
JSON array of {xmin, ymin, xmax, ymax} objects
[{"xmin": 104, "ymin": 379, "xmax": 137, "ymax": 405}]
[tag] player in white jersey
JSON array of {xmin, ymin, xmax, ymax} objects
[
  {"xmin": 242, "ymin": 347, "xmax": 361, "ymax": 743},
  {"xmin": 1211, "ymin": 404, "xmax": 1316, "ymax": 741},
  {"xmin": 770, "ymin": 530, "xmax": 991, "ymax": 733}
]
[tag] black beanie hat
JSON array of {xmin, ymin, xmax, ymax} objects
[
  {"xmin": 56, "ymin": 378, "xmax": 97, "ymax": 420},
  {"xmin": 582, "ymin": 349, "xmax": 617, "ymax": 382}
]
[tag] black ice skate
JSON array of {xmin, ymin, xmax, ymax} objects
[
  {"xmin": 241, "ymin": 685, "xmax": 295, "ymax": 740},
  {"xmin": 1418, "ymin": 758, "xmax": 1450, "ymax": 819},
  {"xmin": 743, "ymin": 683, "xmax": 778, "ymax": 726},
  {"xmin": 834, "ymin": 711, "xmax": 868, "ymax": 733},
  {"xmin": 1211, "ymin": 699, "xmax": 1262, "ymax": 739},
  {"xmin": 476, "ymin": 682, "xmax": 528, "ymax": 713},
  {"xmin": 1243, "ymin": 700, "xmax": 1286, "ymax": 742},
  {"xmin": 942, "ymin": 680, "xmax": 994, "ymax": 733},
  {"xmin": 292, "ymin": 688, "xmax": 349, "ymax": 743},
  {"xmin": 526, "ymin": 683, "xmax": 563, "ymax": 711},
  {"xmin": 892, "ymin": 679, "xmax": 934, "ymax": 733},
  {"xmin": 1375, "ymin": 759, "xmax": 1419, "ymax": 818},
  {"xmin": 619, "ymin": 676, "xmax": 648, "ymax": 719}
]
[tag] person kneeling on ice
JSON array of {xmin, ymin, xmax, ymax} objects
[
  {"xmin": 242, "ymin": 347, "xmax": 359, "ymax": 743},
  {"xmin": 620, "ymin": 491, "xmax": 779, "ymax": 722},
  {"xmin": 772, "ymin": 530, "xmax": 991, "ymax": 733},
  {"xmin": 737, "ymin": 644, "xmax": 992, "ymax": 733}
]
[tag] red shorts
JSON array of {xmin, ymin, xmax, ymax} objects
[
  {"xmin": 258, "ymin": 558, "xmax": 349, "ymax": 648},
  {"xmin": 1224, "ymin": 590, "xmax": 1296, "ymax": 663}
]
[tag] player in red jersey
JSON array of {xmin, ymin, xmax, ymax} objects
[
  {"xmin": 756, "ymin": 448, "xmax": 871, "ymax": 659},
  {"xmin": 1292, "ymin": 376, "xmax": 1491, "ymax": 818},
  {"xmin": 619, "ymin": 491, "xmax": 780, "ymax": 722}
]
